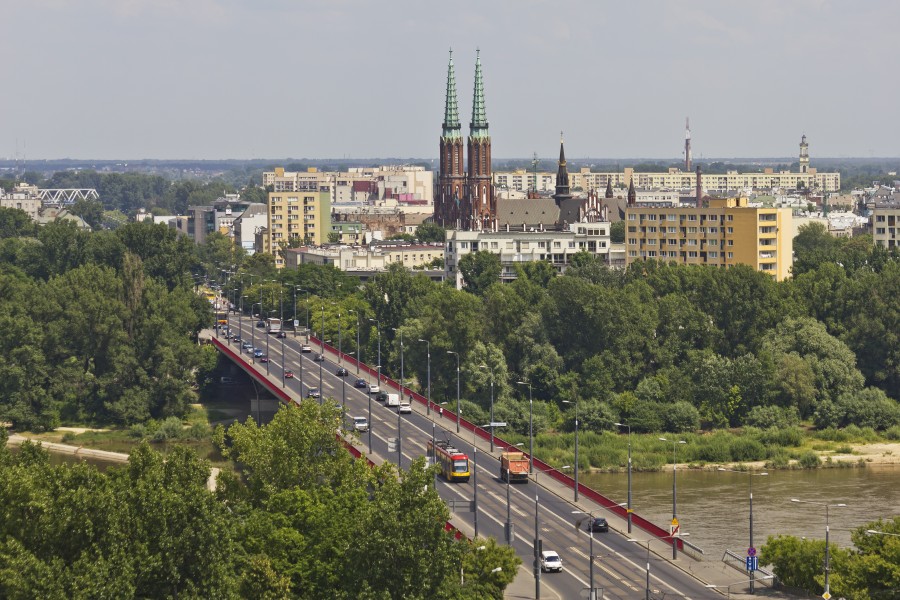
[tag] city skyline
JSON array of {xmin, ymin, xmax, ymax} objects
[{"xmin": 3, "ymin": 0, "xmax": 898, "ymax": 160}]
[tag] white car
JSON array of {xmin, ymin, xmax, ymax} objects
[
  {"xmin": 353, "ymin": 417, "xmax": 369, "ymax": 432},
  {"xmin": 398, "ymin": 402, "xmax": 412, "ymax": 414},
  {"xmin": 368, "ymin": 383, "xmax": 380, "ymax": 394},
  {"xmin": 540, "ymin": 551, "xmax": 562, "ymax": 573}
]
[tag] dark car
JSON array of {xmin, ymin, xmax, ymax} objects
[
  {"xmin": 354, "ymin": 378, "xmax": 367, "ymax": 388},
  {"xmin": 314, "ymin": 353, "xmax": 326, "ymax": 362},
  {"xmin": 284, "ymin": 370, "xmax": 294, "ymax": 379},
  {"xmin": 586, "ymin": 517, "xmax": 609, "ymax": 533},
  {"xmin": 259, "ymin": 355, "xmax": 269, "ymax": 363},
  {"xmin": 277, "ymin": 331, "xmax": 287, "ymax": 338},
  {"xmin": 256, "ymin": 320, "xmax": 265, "ymax": 328},
  {"xmin": 234, "ymin": 336, "xmax": 242, "ymax": 344},
  {"xmin": 375, "ymin": 391, "xmax": 388, "ymax": 403},
  {"xmin": 336, "ymin": 367, "xmax": 348, "ymax": 377}
]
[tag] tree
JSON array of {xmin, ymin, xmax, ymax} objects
[
  {"xmin": 69, "ymin": 198, "xmax": 105, "ymax": 230},
  {"xmin": 0, "ymin": 206, "xmax": 37, "ymax": 238},
  {"xmin": 458, "ymin": 251, "xmax": 501, "ymax": 296},
  {"xmin": 415, "ymin": 221, "xmax": 446, "ymax": 243},
  {"xmin": 609, "ymin": 220, "xmax": 626, "ymax": 243}
]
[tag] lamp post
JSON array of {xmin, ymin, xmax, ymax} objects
[
  {"xmin": 718, "ymin": 468, "xmax": 768, "ymax": 594},
  {"xmin": 341, "ymin": 351, "xmax": 354, "ymax": 421},
  {"xmin": 563, "ymin": 397, "xmax": 580, "ymax": 503},
  {"xmin": 240, "ymin": 295, "xmax": 248, "ymax": 334},
  {"xmin": 369, "ymin": 318, "xmax": 381, "ymax": 386},
  {"xmin": 573, "ymin": 510, "xmax": 599, "ymax": 600},
  {"xmin": 629, "ymin": 539, "xmax": 653, "ymax": 600},
  {"xmin": 349, "ymin": 309, "xmax": 361, "ymax": 374},
  {"xmin": 866, "ymin": 529, "xmax": 900, "ymax": 538},
  {"xmin": 790, "ymin": 498, "xmax": 847, "ymax": 597},
  {"xmin": 516, "ymin": 381, "xmax": 534, "ymax": 476},
  {"xmin": 448, "ymin": 350, "xmax": 461, "ymax": 433},
  {"xmin": 479, "ymin": 364, "xmax": 495, "ymax": 452},
  {"xmin": 502, "ymin": 440, "xmax": 521, "ymax": 545},
  {"xmin": 251, "ymin": 302, "xmax": 261, "ymax": 357},
  {"xmin": 319, "ymin": 305, "xmax": 326, "ymax": 392},
  {"xmin": 534, "ymin": 490, "xmax": 541, "ymax": 600},
  {"xmin": 300, "ymin": 288, "xmax": 310, "ymax": 337},
  {"xmin": 265, "ymin": 310, "xmax": 272, "ymax": 375},
  {"xmin": 615, "ymin": 422, "xmax": 633, "ymax": 534},
  {"xmin": 392, "ymin": 327, "xmax": 404, "ymax": 467},
  {"xmin": 418, "ymin": 338, "xmax": 430, "ymax": 416},
  {"xmin": 318, "ymin": 339, "xmax": 330, "ymax": 404},
  {"xmin": 659, "ymin": 437, "xmax": 686, "ymax": 559},
  {"xmin": 369, "ymin": 364, "xmax": 379, "ymax": 453},
  {"xmin": 292, "ymin": 286, "xmax": 301, "ymax": 337}
]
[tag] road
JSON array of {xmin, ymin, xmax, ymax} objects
[{"xmin": 219, "ymin": 318, "xmax": 721, "ymax": 599}]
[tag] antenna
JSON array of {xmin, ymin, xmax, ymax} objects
[{"xmin": 684, "ymin": 117, "xmax": 692, "ymax": 172}]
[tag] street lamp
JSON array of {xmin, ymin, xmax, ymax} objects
[
  {"xmin": 418, "ymin": 338, "xmax": 431, "ymax": 416},
  {"xmin": 369, "ymin": 318, "xmax": 381, "ymax": 386},
  {"xmin": 573, "ymin": 510, "xmax": 600, "ymax": 600},
  {"xmin": 369, "ymin": 364, "xmax": 379, "ymax": 454},
  {"xmin": 516, "ymin": 380, "xmax": 534, "ymax": 476},
  {"xmin": 790, "ymin": 498, "xmax": 847, "ymax": 597},
  {"xmin": 614, "ymin": 422, "xmax": 633, "ymax": 533},
  {"xmin": 529, "ymin": 463, "xmax": 570, "ymax": 600},
  {"xmin": 349, "ymin": 309, "xmax": 361, "ymax": 374},
  {"xmin": 318, "ymin": 339, "xmax": 330, "ymax": 402},
  {"xmin": 392, "ymin": 327, "xmax": 404, "ymax": 467},
  {"xmin": 500, "ymin": 438, "xmax": 518, "ymax": 546},
  {"xmin": 659, "ymin": 437, "xmax": 687, "ymax": 559},
  {"xmin": 866, "ymin": 529, "xmax": 900, "ymax": 538},
  {"xmin": 718, "ymin": 468, "xmax": 768, "ymax": 594},
  {"xmin": 479, "ymin": 364, "xmax": 495, "ymax": 452},
  {"xmin": 448, "ymin": 350, "xmax": 461, "ymax": 433},
  {"xmin": 250, "ymin": 302, "xmax": 261, "ymax": 356},
  {"xmin": 563, "ymin": 397, "xmax": 580, "ymax": 503},
  {"xmin": 299, "ymin": 288, "xmax": 310, "ymax": 337},
  {"xmin": 628, "ymin": 539, "xmax": 653, "ymax": 600}
]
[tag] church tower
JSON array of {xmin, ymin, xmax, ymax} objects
[
  {"xmin": 466, "ymin": 50, "xmax": 494, "ymax": 230},
  {"xmin": 436, "ymin": 49, "xmax": 465, "ymax": 228},
  {"xmin": 553, "ymin": 132, "xmax": 572, "ymax": 205},
  {"xmin": 799, "ymin": 134, "xmax": 810, "ymax": 174}
]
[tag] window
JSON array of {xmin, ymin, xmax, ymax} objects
[
  {"xmin": 728, "ymin": 240, "xmax": 734, "ymax": 246},
  {"xmin": 688, "ymin": 251, "xmax": 698, "ymax": 258},
  {"xmin": 627, "ymin": 214, "xmax": 636, "ymax": 221},
  {"xmin": 688, "ymin": 214, "xmax": 697, "ymax": 221},
  {"xmin": 727, "ymin": 252, "xmax": 734, "ymax": 258},
  {"xmin": 727, "ymin": 227, "xmax": 734, "ymax": 234},
  {"xmin": 628, "ymin": 238, "xmax": 637, "ymax": 245},
  {"xmin": 667, "ymin": 214, "xmax": 677, "ymax": 221}
]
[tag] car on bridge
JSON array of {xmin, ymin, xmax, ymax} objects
[
  {"xmin": 277, "ymin": 331, "xmax": 287, "ymax": 338},
  {"xmin": 284, "ymin": 370, "xmax": 294, "ymax": 379},
  {"xmin": 398, "ymin": 402, "xmax": 412, "ymax": 414},
  {"xmin": 253, "ymin": 349, "xmax": 264, "ymax": 358},
  {"xmin": 353, "ymin": 417, "xmax": 369, "ymax": 432},
  {"xmin": 354, "ymin": 378, "xmax": 367, "ymax": 388},
  {"xmin": 301, "ymin": 345, "xmax": 312, "ymax": 353},
  {"xmin": 259, "ymin": 355, "xmax": 269, "ymax": 363},
  {"xmin": 375, "ymin": 391, "xmax": 388, "ymax": 403},
  {"xmin": 234, "ymin": 336, "xmax": 242, "ymax": 344},
  {"xmin": 241, "ymin": 341, "xmax": 252, "ymax": 350},
  {"xmin": 586, "ymin": 517, "xmax": 609, "ymax": 533},
  {"xmin": 336, "ymin": 366, "xmax": 348, "ymax": 376},
  {"xmin": 256, "ymin": 320, "xmax": 265, "ymax": 328},
  {"xmin": 369, "ymin": 383, "xmax": 380, "ymax": 394},
  {"xmin": 307, "ymin": 388, "xmax": 320, "ymax": 398},
  {"xmin": 540, "ymin": 551, "xmax": 563, "ymax": 573},
  {"xmin": 314, "ymin": 353, "xmax": 326, "ymax": 362}
]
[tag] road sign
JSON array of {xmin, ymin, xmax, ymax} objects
[
  {"xmin": 746, "ymin": 556, "xmax": 759, "ymax": 572},
  {"xmin": 293, "ymin": 319, "xmax": 299, "ymax": 327},
  {"xmin": 488, "ymin": 421, "xmax": 507, "ymax": 428},
  {"xmin": 748, "ymin": 546, "xmax": 757, "ymax": 557},
  {"xmin": 821, "ymin": 592, "xmax": 831, "ymax": 600},
  {"xmin": 671, "ymin": 517, "xmax": 679, "ymax": 527}
]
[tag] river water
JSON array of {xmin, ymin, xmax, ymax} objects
[{"xmin": 581, "ymin": 466, "xmax": 900, "ymax": 559}]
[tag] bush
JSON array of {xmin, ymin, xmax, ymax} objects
[
  {"xmin": 729, "ymin": 437, "xmax": 766, "ymax": 462},
  {"xmin": 745, "ymin": 405, "xmax": 800, "ymax": 429},
  {"xmin": 61, "ymin": 431, "xmax": 77, "ymax": 443},
  {"xmin": 690, "ymin": 433, "xmax": 732, "ymax": 463},
  {"xmin": 186, "ymin": 422, "xmax": 211, "ymax": 441},
  {"xmin": 766, "ymin": 448, "xmax": 790, "ymax": 469},
  {"xmin": 665, "ymin": 401, "xmax": 700, "ymax": 433},
  {"xmin": 884, "ymin": 425, "xmax": 900, "ymax": 441},
  {"xmin": 129, "ymin": 423, "xmax": 148, "ymax": 439},
  {"xmin": 152, "ymin": 416, "xmax": 184, "ymax": 442},
  {"xmin": 756, "ymin": 426, "xmax": 804, "ymax": 448},
  {"xmin": 797, "ymin": 450, "xmax": 821, "ymax": 469},
  {"xmin": 628, "ymin": 402, "xmax": 665, "ymax": 433},
  {"xmin": 813, "ymin": 400, "xmax": 844, "ymax": 430},
  {"xmin": 839, "ymin": 388, "xmax": 900, "ymax": 430}
]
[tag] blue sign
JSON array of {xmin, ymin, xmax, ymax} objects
[{"xmin": 746, "ymin": 556, "xmax": 759, "ymax": 572}]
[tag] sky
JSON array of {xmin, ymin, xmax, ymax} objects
[{"xmin": 2, "ymin": 0, "xmax": 898, "ymax": 160}]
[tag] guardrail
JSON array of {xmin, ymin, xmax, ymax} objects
[
  {"xmin": 722, "ymin": 550, "xmax": 775, "ymax": 585},
  {"xmin": 311, "ymin": 335, "xmax": 684, "ymax": 550}
]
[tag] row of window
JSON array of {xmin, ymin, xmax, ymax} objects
[{"xmin": 629, "ymin": 250, "xmax": 735, "ymax": 259}]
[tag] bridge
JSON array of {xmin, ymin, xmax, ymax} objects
[
  {"xmin": 38, "ymin": 188, "xmax": 99, "ymax": 205},
  {"xmin": 209, "ymin": 314, "xmax": 760, "ymax": 599}
]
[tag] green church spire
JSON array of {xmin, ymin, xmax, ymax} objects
[
  {"xmin": 470, "ymin": 49, "xmax": 489, "ymax": 139},
  {"xmin": 442, "ymin": 48, "xmax": 461, "ymax": 139}
]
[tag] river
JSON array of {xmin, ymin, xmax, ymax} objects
[{"xmin": 581, "ymin": 465, "xmax": 900, "ymax": 559}]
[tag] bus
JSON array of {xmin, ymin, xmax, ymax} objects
[
  {"xmin": 266, "ymin": 318, "xmax": 282, "ymax": 334},
  {"xmin": 427, "ymin": 439, "xmax": 470, "ymax": 482},
  {"xmin": 216, "ymin": 312, "xmax": 228, "ymax": 326}
]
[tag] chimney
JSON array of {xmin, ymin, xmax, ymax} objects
[{"xmin": 695, "ymin": 165, "xmax": 703, "ymax": 208}]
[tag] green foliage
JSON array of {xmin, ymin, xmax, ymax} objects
[
  {"xmin": 609, "ymin": 220, "xmax": 625, "ymax": 243},
  {"xmin": 415, "ymin": 221, "xmax": 446, "ymax": 243},
  {"xmin": 797, "ymin": 450, "xmax": 821, "ymax": 468},
  {"xmin": 745, "ymin": 405, "xmax": 800, "ymax": 429},
  {"xmin": 760, "ymin": 534, "xmax": 835, "ymax": 593},
  {"xmin": 458, "ymin": 250, "xmax": 501, "ymax": 296}
]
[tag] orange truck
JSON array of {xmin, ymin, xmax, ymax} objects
[{"xmin": 500, "ymin": 451, "xmax": 530, "ymax": 483}]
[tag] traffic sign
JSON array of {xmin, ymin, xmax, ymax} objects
[
  {"xmin": 746, "ymin": 556, "xmax": 759, "ymax": 572},
  {"xmin": 822, "ymin": 592, "xmax": 831, "ymax": 600},
  {"xmin": 748, "ymin": 546, "xmax": 757, "ymax": 557},
  {"xmin": 671, "ymin": 517, "xmax": 679, "ymax": 527}
]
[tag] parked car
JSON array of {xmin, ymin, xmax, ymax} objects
[
  {"xmin": 301, "ymin": 345, "xmax": 312, "ymax": 353},
  {"xmin": 586, "ymin": 517, "xmax": 609, "ymax": 533},
  {"xmin": 314, "ymin": 353, "xmax": 326, "ymax": 362},
  {"xmin": 369, "ymin": 384, "xmax": 380, "ymax": 394},
  {"xmin": 354, "ymin": 378, "xmax": 367, "ymax": 388},
  {"xmin": 284, "ymin": 370, "xmax": 294, "ymax": 379},
  {"xmin": 353, "ymin": 417, "xmax": 369, "ymax": 432},
  {"xmin": 540, "ymin": 551, "xmax": 563, "ymax": 573},
  {"xmin": 307, "ymin": 387, "xmax": 320, "ymax": 398},
  {"xmin": 336, "ymin": 367, "xmax": 348, "ymax": 376},
  {"xmin": 398, "ymin": 402, "xmax": 412, "ymax": 414}
]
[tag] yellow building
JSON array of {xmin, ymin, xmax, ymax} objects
[
  {"xmin": 267, "ymin": 167, "xmax": 331, "ymax": 268},
  {"xmin": 625, "ymin": 198, "xmax": 793, "ymax": 281}
]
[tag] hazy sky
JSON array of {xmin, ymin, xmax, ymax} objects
[{"xmin": 2, "ymin": 0, "xmax": 898, "ymax": 160}]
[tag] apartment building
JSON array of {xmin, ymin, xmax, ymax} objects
[
  {"xmin": 284, "ymin": 242, "xmax": 443, "ymax": 272},
  {"xmin": 871, "ymin": 202, "xmax": 900, "ymax": 249},
  {"xmin": 445, "ymin": 223, "xmax": 611, "ymax": 285},
  {"xmin": 267, "ymin": 169, "xmax": 331, "ymax": 267},
  {"xmin": 263, "ymin": 165, "xmax": 433, "ymax": 206},
  {"xmin": 624, "ymin": 197, "xmax": 793, "ymax": 281}
]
